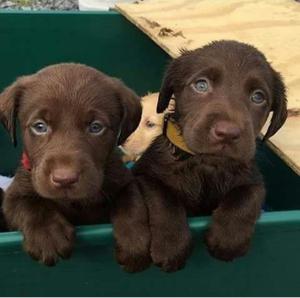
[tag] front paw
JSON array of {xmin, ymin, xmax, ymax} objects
[
  {"xmin": 151, "ymin": 233, "xmax": 193, "ymax": 272},
  {"xmin": 115, "ymin": 243, "xmax": 151, "ymax": 273},
  {"xmin": 23, "ymin": 214, "xmax": 75, "ymax": 266},
  {"xmin": 204, "ymin": 227, "xmax": 251, "ymax": 261}
]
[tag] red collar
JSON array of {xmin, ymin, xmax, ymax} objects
[{"xmin": 21, "ymin": 152, "xmax": 31, "ymax": 171}]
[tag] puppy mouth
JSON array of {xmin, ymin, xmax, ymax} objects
[
  {"xmin": 209, "ymin": 143, "xmax": 237, "ymax": 155},
  {"xmin": 51, "ymin": 185, "xmax": 78, "ymax": 198},
  {"xmin": 195, "ymin": 149, "xmax": 236, "ymax": 158},
  {"xmin": 192, "ymin": 143, "xmax": 244, "ymax": 160},
  {"xmin": 39, "ymin": 184, "xmax": 101, "ymax": 201},
  {"xmin": 119, "ymin": 145, "xmax": 141, "ymax": 161}
]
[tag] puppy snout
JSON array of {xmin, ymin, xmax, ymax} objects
[
  {"xmin": 50, "ymin": 168, "xmax": 80, "ymax": 188},
  {"xmin": 210, "ymin": 121, "xmax": 241, "ymax": 143}
]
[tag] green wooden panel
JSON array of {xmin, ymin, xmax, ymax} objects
[{"xmin": 1, "ymin": 212, "xmax": 300, "ymax": 297}]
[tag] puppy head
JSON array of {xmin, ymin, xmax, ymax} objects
[
  {"xmin": 0, "ymin": 63, "xmax": 141, "ymax": 200},
  {"xmin": 122, "ymin": 94, "xmax": 174, "ymax": 160},
  {"xmin": 158, "ymin": 40, "xmax": 287, "ymax": 162}
]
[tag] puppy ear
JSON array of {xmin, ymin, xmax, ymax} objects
[
  {"xmin": 114, "ymin": 80, "xmax": 142, "ymax": 145},
  {"xmin": 0, "ymin": 75, "xmax": 33, "ymax": 146},
  {"xmin": 264, "ymin": 71, "xmax": 288, "ymax": 140},
  {"xmin": 157, "ymin": 61, "xmax": 175, "ymax": 114},
  {"xmin": 0, "ymin": 78, "xmax": 24, "ymax": 146}
]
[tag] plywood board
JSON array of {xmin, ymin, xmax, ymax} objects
[
  {"xmin": 116, "ymin": 0, "xmax": 300, "ymax": 174},
  {"xmin": 261, "ymin": 110, "xmax": 300, "ymax": 175}
]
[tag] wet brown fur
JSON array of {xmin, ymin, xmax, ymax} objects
[
  {"xmin": 0, "ymin": 63, "xmax": 151, "ymax": 271},
  {"xmin": 134, "ymin": 41, "xmax": 287, "ymax": 272}
]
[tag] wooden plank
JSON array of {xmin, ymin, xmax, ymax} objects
[
  {"xmin": 116, "ymin": 0, "xmax": 300, "ymax": 175},
  {"xmin": 262, "ymin": 111, "xmax": 300, "ymax": 175}
]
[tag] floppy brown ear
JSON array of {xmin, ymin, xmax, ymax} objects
[
  {"xmin": 263, "ymin": 70, "xmax": 288, "ymax": 140},
  {"xmin": 157, "ymin": 61, "xmax": 176, "ymax": 114},
  {"xmin": 114, "ymin": 80, "xmax": 142, "ymax": 145},
  {"xmin": 0, "ymin": 79, "xmax": 23, "ymax": 146},
  {"xmin": 0, "ymin": 75, "xmax": 33, "ymax": 146}
]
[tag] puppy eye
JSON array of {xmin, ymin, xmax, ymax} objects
[
  {"xmin": 30, "ymin": 120, "xmax": 49, "ymax": 135},
  {"xmin": 145, "ymin": 120, "xmax": 156, "ymax": 128},
  {"xmin": 88, "ymin": 121, "xmax": 105, "ymax": 135},
  {"xmin": 251, "ymin": 90, "xmax": 266, "ymax": 104},
  {"xmin": 193, "ymin": 79, "xmax": 209, "ymax": 93}
]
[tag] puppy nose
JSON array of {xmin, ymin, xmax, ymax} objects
[
  {"xmin": 211, "ymin": 121, "xmax": 241, "ymax": 142},
  {"xmin": 51, "ymin": 168, "xmax": 79, "ymax": 187}
]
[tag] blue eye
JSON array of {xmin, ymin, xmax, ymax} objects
[
  {"xmin": 193, "ymin": 79, "xmax": 209, "ymax": 93},
  {"xmin": 31, "ymin": 120, "xmax": 48, "ymax": 135},
  {"xmin": 88, "ymin": 121, "xmax": 105, "ymax": 135},
  {"xmin": 251, "ymin": 90, "xmax": 266, "ymax": 104}
]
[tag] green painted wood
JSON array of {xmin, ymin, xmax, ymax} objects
[{"xmin": 1, "ymin": 212, "xmax": 300, "ymax": 296}]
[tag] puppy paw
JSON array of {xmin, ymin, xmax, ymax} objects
[
  {"xmin": 23, "ymin": 214, "xmax": 75, "ymax": 266},
  {"xmin": 204, "ymin": 227, "xmax": 251, "ymax": 261},
  {"xmin": 115, "ymin": 244, "xmax": 151, "ymax": 273},
  {"xmin": 151, "ymin": 234, "xmax": 193, "ymax": 272}
]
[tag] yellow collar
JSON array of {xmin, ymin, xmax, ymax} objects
[{"xmin": 164, "ymin": 116, "xmax": 195, "ymax": 156}]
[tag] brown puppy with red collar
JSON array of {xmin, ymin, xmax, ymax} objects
[
  {"xmin": 0, "ymin": 63, "xmax": 150, "ymax": 271},
  {"xmin": 134, "ymin": 40, "xmax": 287, "ymax": 272}
]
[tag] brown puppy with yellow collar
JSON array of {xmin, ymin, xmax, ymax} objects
[{"xmin": 133, "ymin": 40, "xmax": 287, "ymax": 272}]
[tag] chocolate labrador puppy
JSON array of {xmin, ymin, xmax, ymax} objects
[
  {"xmin": 134, "ymin": 40, "xmax": 287, "ymax": 272},
  {"xmin": 0, "ymin": 63, "xmax": 150, "ymax": 271}
]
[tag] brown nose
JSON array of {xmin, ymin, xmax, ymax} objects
[
  {"xmin": 210, "ymin": 121, "xmax": 241, "ymax": 143},
  {"xmin": 51, "ymin": 168, "xmax": 79, "ymax": 188}
]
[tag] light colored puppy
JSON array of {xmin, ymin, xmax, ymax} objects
[{"xmin": 121, "ymin": 93, "xmax": 174, "ymax": 162}]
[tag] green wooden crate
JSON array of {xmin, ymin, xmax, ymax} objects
[{"xmin": 0, "ymin": 11, "xmax": 299, "ymax": 297}]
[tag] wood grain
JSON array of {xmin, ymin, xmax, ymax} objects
[{"xmin": 262, "ymin": 112, "xmax": 300, "ymax": 175}]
